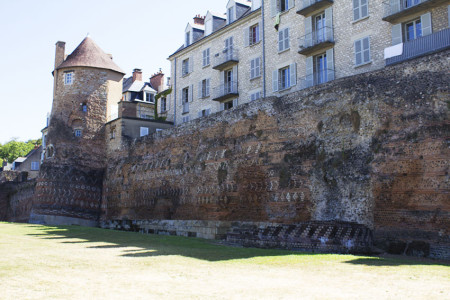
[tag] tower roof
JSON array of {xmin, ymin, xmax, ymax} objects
[{"xmin": 56, "ymin": 37, "xmax": 125, "ymax": 74}]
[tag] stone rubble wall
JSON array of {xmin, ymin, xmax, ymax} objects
[{"xmin": 102, "ymin": 50, "xmax": 449, "ymax": 259}]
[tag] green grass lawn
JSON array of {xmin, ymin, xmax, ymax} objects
[{"xmin": 0, "ymin": 222, "xmax": 448, "ymax": 299}]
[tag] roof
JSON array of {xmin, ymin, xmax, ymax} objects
[
  {"xmin": 56, "ymin": 37, "xmax": 125, "ymax": 74},
  {"xmin": 122, "ymin": 77, "xmax": 156, "ymax": 93},
  {"xmin": 169, "ymin": 7, "xmax": 258, "ymax": 58},
  {"xmin": 208, "ymin": 11, "xmax": 226, "ymax": 19},
  {"xmin": 235, "ymin": 0, "xmax": 251, "ymax": 7},
  {"xmin": 25, "ymin": 146, "xmax": 42, "ymax": 158}
]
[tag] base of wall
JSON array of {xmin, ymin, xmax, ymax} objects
[
  {"xmin": 100, "ymin": 219, "xmax": 373, "ymax": 255},
  {"xmin": 29, "ymin": 213, "xmax": 98, "ymax": 227}
]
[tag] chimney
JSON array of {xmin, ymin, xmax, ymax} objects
[
  {"xmin": 132, "ymin": 68, "xmax": 142, "ymax": 82},
  {"xmin": 54, "ymin": 41, "xmax": 66, "ymax": 69},
  {"xmin": 150, "ymin": 69, "xmax": 164, "ymax": 93},
  {"xmin": 193, "ymin": 14, "xmax": 205, "ymax": 25}
]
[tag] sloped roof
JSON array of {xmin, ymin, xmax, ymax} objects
[
  {"xmin": 122, "ymin": 77, "xmax": 156, "ymax": 93},
  {"xmin": 56, "ymin": 37, "xmax": 125, "ymax": 74}
]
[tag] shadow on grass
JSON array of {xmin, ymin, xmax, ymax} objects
[
  {"xmin": 344, "ymin": 256, "xmax": 450, "ymax": 267},
  {"xmin": 25, "ymin": 224, "xmax": 310, "ymax": 262}
]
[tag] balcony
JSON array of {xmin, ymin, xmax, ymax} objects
[
  {"xmin": 299, "ymin": 69, "xmax": 335, "ymax": 89},
  {"xmin": 182, "ymin": 102, "xmax": 189, "ymax": 114},
  {"xmin": 213, "ymin": 48, "xmax": 239, "ymax": 71},
  {"xmin": 297, "ymin": 0, "xmax": 333, "ymax": 17},
  {"xmin": 212, "ymin": 81, "xmax": 239, "ymax": 102},
  {"xmin": 385, "ymin": 28, "xmax": 450, "ymax": 66},
  {"xmin": 298, "ymin": 26, "xmax": 334, "ymax": 56},
  {"xmin": 382, "ymin": 0, "xmax": 448, "ymax": 23}
]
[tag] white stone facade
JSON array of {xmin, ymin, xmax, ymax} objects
[{"xmin": 169, "ymin": 0, "xmax": 450, "ymax": 125}]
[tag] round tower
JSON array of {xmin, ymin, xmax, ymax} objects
[{"xmin": 31, "ymin": 37, "xmax": 125, "ymax": 226}]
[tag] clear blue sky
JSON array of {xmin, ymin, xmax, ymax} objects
[{"xmin": 0, "ymin": 0, "xmax": 227, "ymax": 144}]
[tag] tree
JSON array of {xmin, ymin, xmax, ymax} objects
[{"xmin": 0, "ymin": 138, "xmax": 42, "ymax": 163}]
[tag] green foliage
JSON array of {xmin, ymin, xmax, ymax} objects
[
  {"xmin": 0, "ymin": 138, "xmax": 42, "ymax": 163},
  {"xmin": 154, "ymin": 88, "xmax": 173, "ymax": 120}
]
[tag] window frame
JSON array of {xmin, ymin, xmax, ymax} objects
[
  {"xmin": 249, "ymin": 23, "xmax": 260, "ymax": 45},
  {"xmin": 250, "ymin": 57, "xmax": 261, "ymax": 80},
  {"xmin": 404, "ymin": 18, "xmax": 422, "ymax": 42},
  {"xmin": 201, "ymin": 79, "xmax": 210, "ymax": 98},
  {"xmin": 140, "ymin": 127, "xmax": 149, "ymax": 137},
  {"xmin": 354, "ymin": 36, "xmax": 371, "ymax": 66},
  {"xmin": 202, "ymin": 48, "xmax": 210, "ymax": 67},
  {"xmin": 161, "ymin": 97, "xmax": 167, "ymax": 112},
  {"xmin": 182, "ymin": 58, "xmax": 190, "ymax": 76},
  {"xmin": 278, "ymin": 66, "xmax": 291, "ymax": 91},
  {"xmin": 64, "ymin": 72, "xmax": 74, "ymax": 85},
  {"xmin": 278, "ymin": 27, "xmax": 290, "ymax": 53},
  {"xmin": 353, "ymin": 0, "xmax": 369, "ymax": 22},
  {"xmin": 31, "ymin": 161, "xmax": 39, "ymax": 171},
  {"xmin": 74, "ymin": 129, "xmax": 82, "ymax": 137}
]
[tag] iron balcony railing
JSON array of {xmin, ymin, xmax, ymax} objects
[
  {"xmin": 298, "ymin": 26, "xmax": 334, "ymax": 52},
  {"xmin": 299, "ymin": 68, "xmax": 335, "ymax": 89},
  {"xmin": 383, "ymin": 0, "xmax": 442, "ymax": 19},
  {"xmin": 212, "ymin": 48, "xmax": 239, "ymax": 70},
  {"xmin": 212, "ymin": 81, "xmax": 238, "ymax": 100},
  {"xmin": 386, "ymin": 28, "xmax": 450, "ymax": 66},
  {"xmin": 297, "ymin": 0, "xmax": 334, "ymax": 16},
  {"xmin": 182, "ymin": 102, "xmax": 189, "ymax": 114}
]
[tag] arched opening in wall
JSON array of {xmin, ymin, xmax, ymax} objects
[
  {"xmin": 80, "ymin": 102, "xmax": 87, "ymax": 112},
  {"xmin": 46, "ymin": 145, "xmax": 55, "ymax": 159}
]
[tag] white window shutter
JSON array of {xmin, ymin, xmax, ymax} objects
[
  {"xmin": 290, "ymin": 63, "xmax": 297, "ymax": 87},
  {"xmin": 190, "ymin": 84, "xmax": 194, "ymax": 102},
  {"xmin": 206, "ymin": 79, "xmax": 210, "ymax": 96},
  {"xmin": 244, "ymin": 27, "xmax": 250, "ymax": 47},
  {"xmin": 304, "ymin": 17, "xmax": 312, "ymax": 48},
  {"xmin": 353, "ymin": 0, "xmax": 360, "ymax": 21},
  {"xmin": 233, "ymin": 66, "xmax": 238, "ymax": 83},
  {"xmin": 285, "ymin": 28, "xmax": 290, "ymax": 50},
  {"xmin": 326, "ymin": 48, "xmax": 335, "ymax": 81},
  {"xmin": 198, "ymin": 81, "xmax": 202, "ymax": 98},
  {"xmin": 272, "ymin": 70, "xmax": 279, "ymax": 92},
  {"xmin": 198, "ymin": 111, "xmax": 203, "ymax": 118},
  {"xmin": 206, "ymin": 109, "xmax": 211, "ymax": 116},
  {"xmin": 233, "ymin": 99, "xmax": 238, "ymax": 107},
  {"xmin": 258, "ymin": 22, "xmax": 262, "ymax": 42},
  {"xmin": 189, "ymin": 57, "xmax": 194, "ymax": 73},
  {"xmin": 355, "ymin": 39, "xmax": 362, "ymax": 65},
  {"xmin": 271, "ymin": 0, "xmax": 277, "ymax": 17},
  {"xmin": 391, "ymin": 23, "xmax": 402, "ymax": 45},
  {"xmin": 306, "ymin": 56, "xmax": 313, "ymax": 88},
  {"xmin": 421, "ymin": 12, "xmax": 432, "ymax": 36},
  {"xmin": 278, "ymin": 30, "xmax": 284, "ymax": 52},
  {"xmin": 180, "ymin": 89, "xmax": 183, "ymax": 105},
  {"xmin": 390, "ymin": 0, "xmax": 401, "ymax": 14},
  {"xmin": 220, "ymin": 102, "xmax": 225, "ymax": 111},
  {"xmin": 325, "ymin": 7, "xmax": 333, "ymax": 32},
  {"xmin": 289, "ymin": 0, "xmax": 295, "ymax": 9}
]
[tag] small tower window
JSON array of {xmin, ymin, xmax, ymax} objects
[
  {"xmin": 81, "ymin": 103, "xmax": 87, "ymax": 112},
  {"xmin": 74, "ymin": 129, "xmax": 82, "ymax": 137},
  {"xmin": 64, "ymin": 72, "xmax": 74, "ymax": 85}
]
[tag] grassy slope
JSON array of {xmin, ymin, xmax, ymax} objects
[{"xmin": 0, "ymin": 222, "xmax": 448, "ymax": 299}]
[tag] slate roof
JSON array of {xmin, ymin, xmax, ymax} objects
[
  {"xmin": 122, "ymin": 76, "xmax": 156, "ymax": 93},
  {"xmin": 56, "ymin": 37, "xmax": 125, "ymax": 74}
]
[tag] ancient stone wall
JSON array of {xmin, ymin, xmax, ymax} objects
[
  {"xmin": 0, "ymin": 172, "xmax": 35, "ymax": 223},
  {"xmin": 103, "ymin": 51, "xmax": 449, "ymax": 258}
]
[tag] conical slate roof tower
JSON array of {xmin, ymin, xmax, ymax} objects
[{"xmin": 31, "ymin": 37, "xmax": 124, "ymax": 226}]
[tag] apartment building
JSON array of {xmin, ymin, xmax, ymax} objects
[{"xmin": 169, "ymin": 0, "xmax": 450, "ymax": 124}]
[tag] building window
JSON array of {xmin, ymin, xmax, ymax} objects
[
  {"xmin": 202, "ymin": 48, "xmax": 210, "ymax": 67},
  {"xmin": 140, "ymin": 127, "xmax": 149, "ymax": 137},
  {"xmin": 279, "ymin": 66, "xmax": 290, "ymax": 90},
  {"xmin": 110, "ymin": 128, "xmax": 116, "ymax": 139},
  {"xmin": 249, "ymin": 24, "xmax": 260, "ymax": 45},
  {"xmin": 224, "ymin": 100, "xmax": 234, "ymax": 110},
  {"xmin": 250, "ymin": 57, "xmax": 261, "ymax": 79},
  {"xmin": 182, "ymin": 87, "xmax": 189, "ymax": 104},
  {"xmin": 278, "ymin": 0, "xmax": 290, "ymax": 13},
  {"xmin": 355, "ymin": 37, "xmax": 370, "ymax": 66},
  {"xmin": 278, "ymin": 28, "xmax": 290, "ymax": 52},
  {"xmin": 146, "ymin": 92, "xmax": 155, "ymax": 103},
  {"xmin": 353, "ymin": 0, "xmax": 368, "ymax": 21},
  {"xmin": 182, "ymin": 58, "xmax": 190, "ymax": 76},
  {"xmin": 200, "ymin": 79, "xmax": 210, "ymax": 98},
  {"xmin": 404, "ymin": 0, "xmax": 420, "ymax": 9},
  {"xmin": 31, "ymin": 161, "xmax": 39, "ymax": 171},
  {"xmin": 199, "ymin": 109, "xmax": 211, "ymax": 118},
  {"xmin": 272, "ymin": 63, "xmax": 296, "ymax": 92},
  {"xmin": 315, "ymin": 53, "xmax": 328, "ymax": 84},
  {"xmin": 404, "ymin": 18, "xmax": 422, "ymax": 41},
  {"xmin": 250, "ymin": 91, "xmax": 261, "ymax": 101},
  {"xmin": 81, "ymin": 103, "xmax": 87, "ymax": 112},
  {"xmin": 74, "ymin": 129, "xmax": 82, "ymax": 137},
  {"xmin": 182, "ymin": 116, "xmax": 190, "ymax": 123},
  {"xmin": 161, "ymin": 97, "xmax": 167, "ymax": 112},
  {"xmin": 64, "ymin": 72, "xmax": 73, "ymax": 85}
]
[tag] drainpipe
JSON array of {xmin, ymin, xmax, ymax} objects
[
  {"xmin": 173, "ymin": 57, "xmax": 177, "ymax": 125},
  {"xmin": 262, "ymin": 0, "xmax": 266, "ymax": 98}
]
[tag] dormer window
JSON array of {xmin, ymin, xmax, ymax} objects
[
  {"xmin": 64, "ymin": 72, "xmax": 73, "ymax": 85},
  {"xmin": 145, "ymin": 92, "xmax": 155, "ymax": 103}
]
